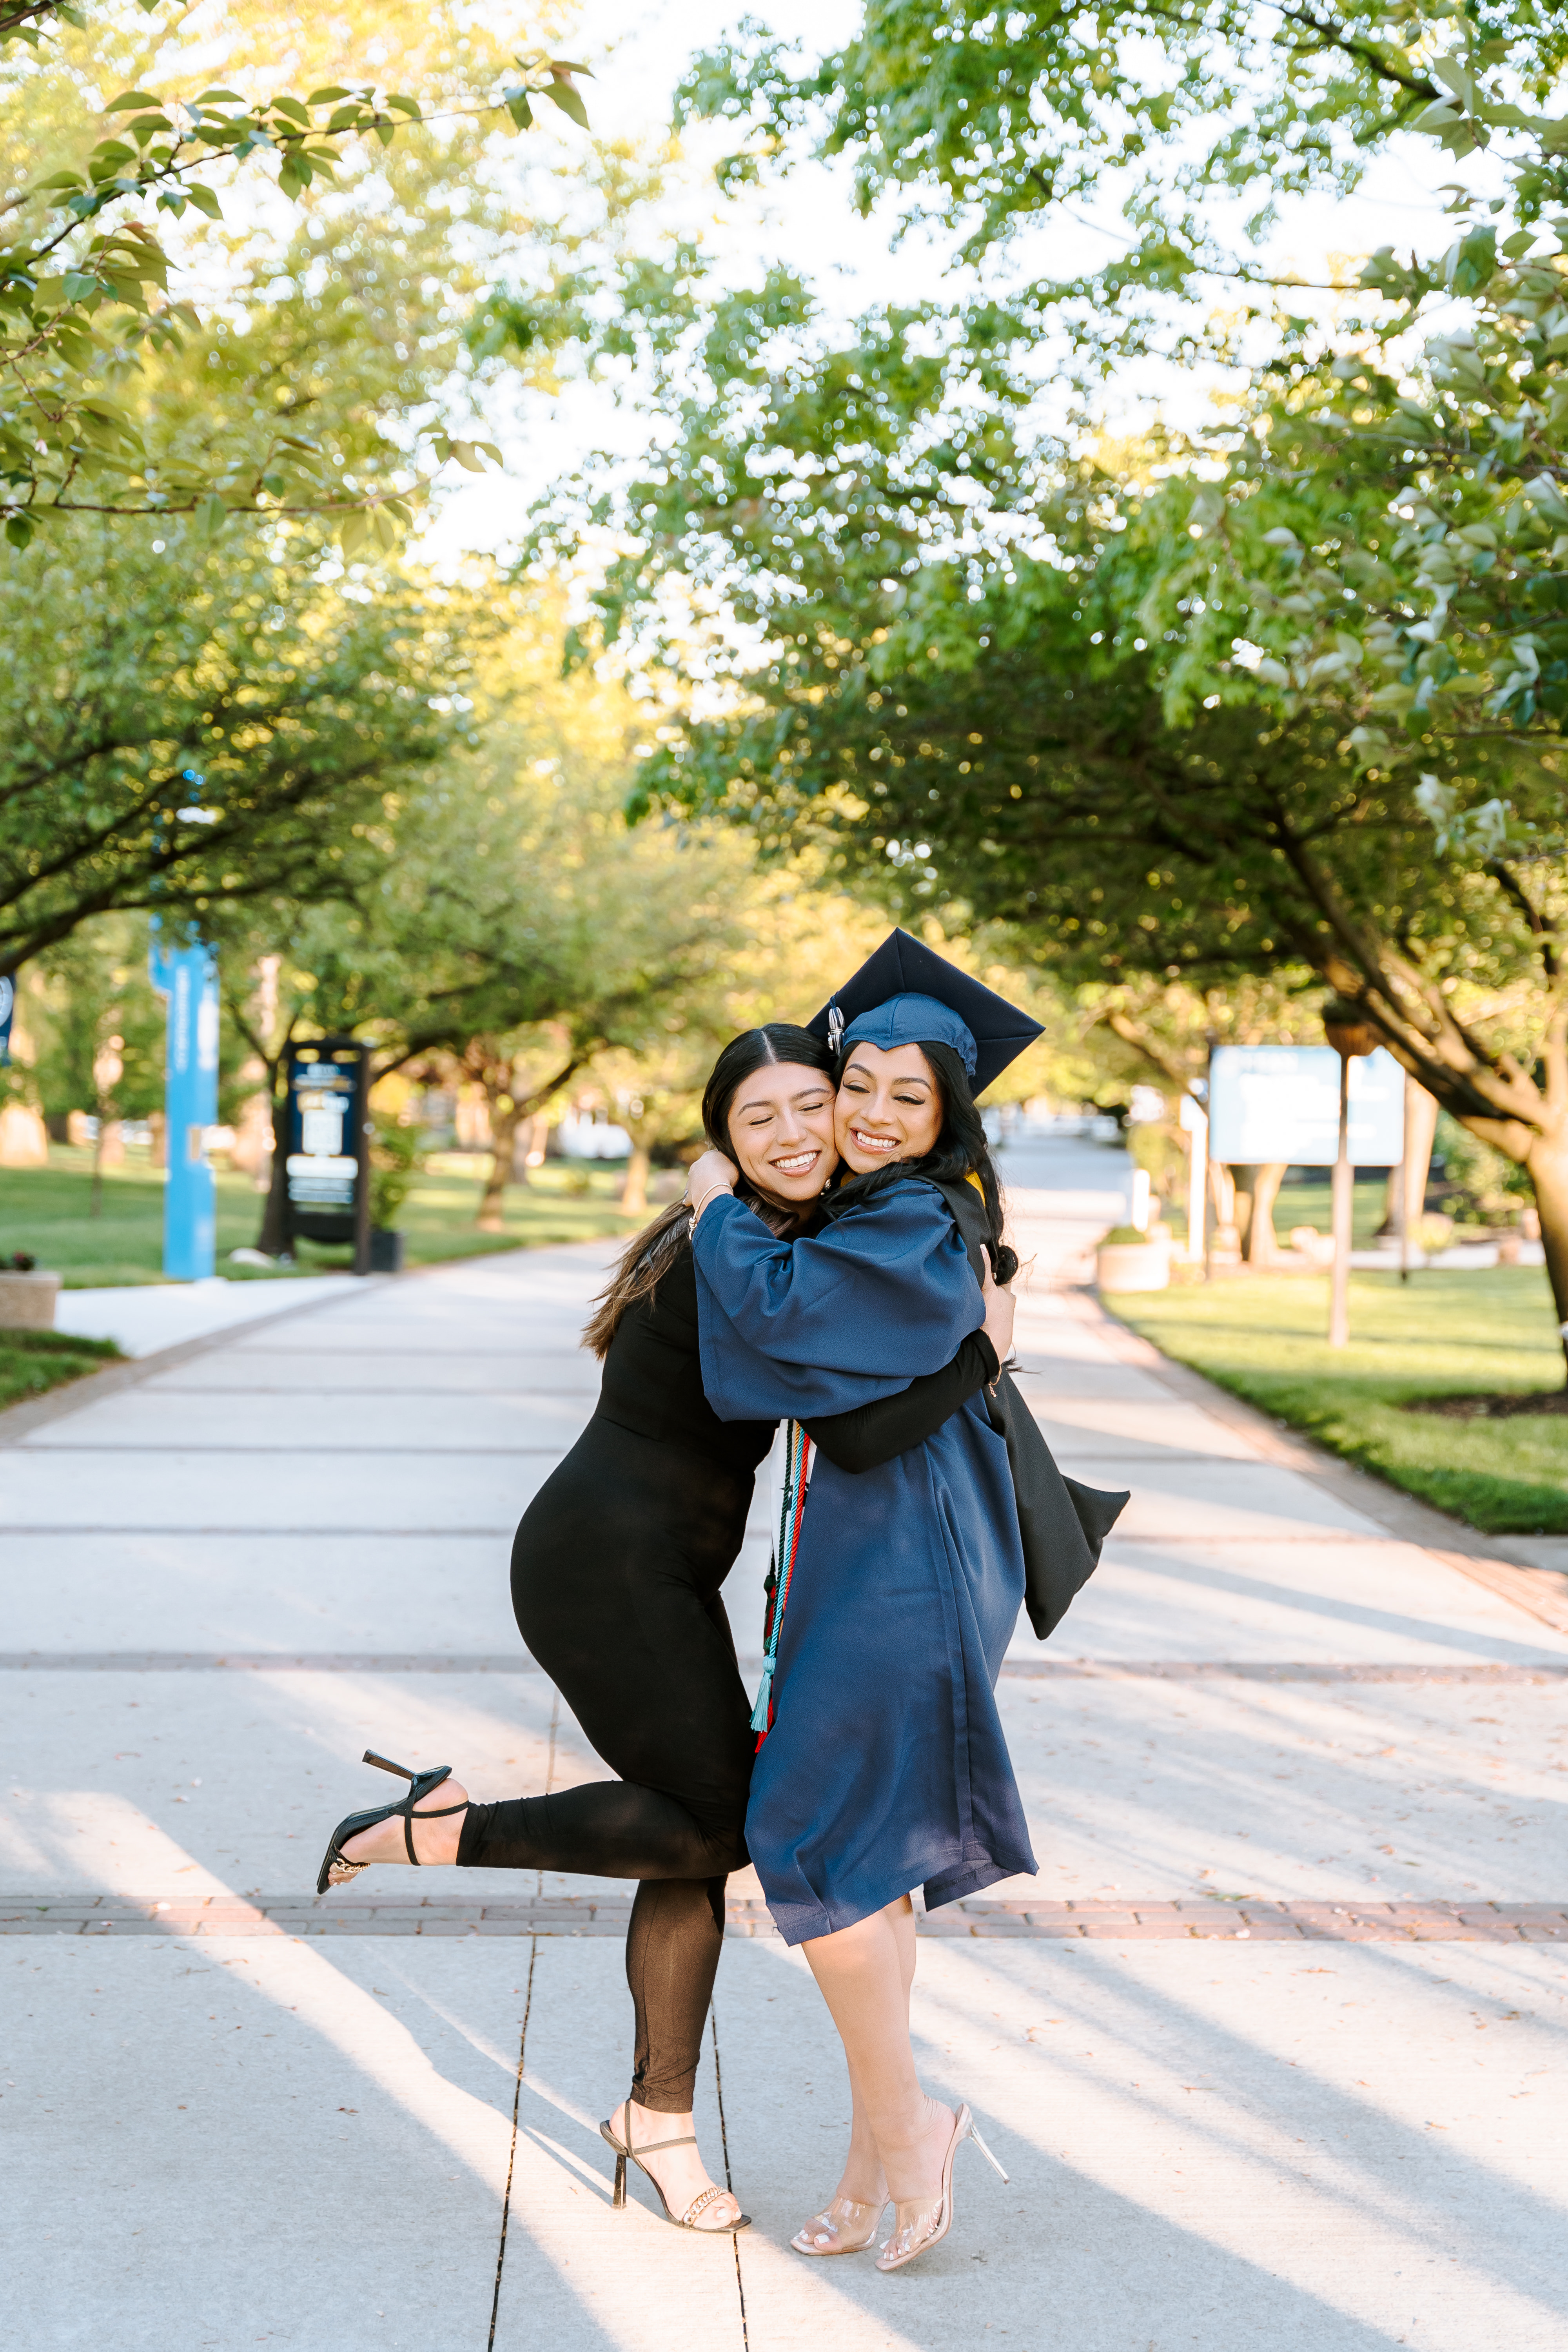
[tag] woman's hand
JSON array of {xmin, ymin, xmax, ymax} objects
[
  {"xmin": 686, "ymin": 1147, "xmax": 739, "ymax": 1223},
  {"xmin": 980, "ymin": 1263, "xmax": 1015, "ymax": 1366}
]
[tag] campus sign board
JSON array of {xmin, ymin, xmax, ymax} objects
[
  {"xmin": 284, "ymin": 1039, "xmax": 370, "ymax": 1261},
  {"xmin": 1208, "ymin": 1045, "xmax": 1405, "ymax": 1166}
]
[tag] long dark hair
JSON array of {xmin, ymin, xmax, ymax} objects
[
  {"xmin": 583, "ymin": 1023, "xmax": 834, "ymax": 1357},
  {"xmin": 832, "ymin": 1038, "xmax": 1018, "ymax": 1284}
]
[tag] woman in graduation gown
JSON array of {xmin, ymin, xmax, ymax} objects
[
  {"xmin": 684, "ymin": 938, "xmax": 1044, "ymax": 2271},
  {"xmin": 314, "ymin": 1021, "xmax": 1012, "ymax": 2239}
]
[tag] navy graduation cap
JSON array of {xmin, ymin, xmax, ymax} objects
[{"xmin": 807, "ymin": 929, "xmax": 1043, "ymax": 1098}]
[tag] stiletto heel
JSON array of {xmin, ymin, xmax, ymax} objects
[
  {"xmin": 969, "ymin": 2120, "xmax": 1009, "ymax": 2183},
  {"xmin": 315, "ymin": 1749, "xmax": 471, "ymax": 1894},
  {"xmin": 598, "ymin": 2103, "xmax": 751, "ymax": 2234},
  {"xmin": 875, "ymin": 2102, "xmax": 1004, "ymax": 2274}
]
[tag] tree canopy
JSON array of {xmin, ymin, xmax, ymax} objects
[
  {"xmin": 539, "ymin": 2, "xmax": 1568, "ymax": 1347},
  {"xmin": 0, "ymin": 0, "xmax": 592, "ymax": 544},
  {"xmin": 0, "ymin": 517, "xmax": 471, "ymax": 976}
]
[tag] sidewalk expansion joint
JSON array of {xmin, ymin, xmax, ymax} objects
[{"xmin": 5, "ymin": 1895, "xmax": 1563, "ymax": 1942}]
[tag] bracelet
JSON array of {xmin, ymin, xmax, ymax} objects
[{"xmin": 687, "ymin": 1180, "xmax": 734, "ymax": 1224}]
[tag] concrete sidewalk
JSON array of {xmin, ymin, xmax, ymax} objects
[{"xmin": 5, "ymin": 1144, "xmax": 1567, "ymax": 2350}]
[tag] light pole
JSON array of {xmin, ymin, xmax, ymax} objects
[{"xmin": 1323, "ymin": 1002, "xmax": 1376, "ymax": 1347}]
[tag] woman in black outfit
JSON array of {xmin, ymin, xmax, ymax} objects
[{"xmin": 316, "ymin": 1025, "xmax": 1009, "ymax": 2234}]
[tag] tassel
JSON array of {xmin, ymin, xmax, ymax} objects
[{"xmin": 749, "ymin": 1657, "xmax": 775, "ymax": 1735}]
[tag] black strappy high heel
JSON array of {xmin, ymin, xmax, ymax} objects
[
  {"xmin": 316, "ymin": 1750, "xmax": 470, "ymax": 1894},
  {"xmin": 599, "ymin": 2105, "xmax": 751, "ymax": 2234}
]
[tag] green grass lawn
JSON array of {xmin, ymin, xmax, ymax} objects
[
  {"xmin": 1107, "ymin": 1264, "xmax": 1568, "ymax": 1535},
  {"xmin": 0, "ymin": 1146, "xmax": 645, "ymax": 1289},
  {"xmin": 0, "ymin": 1326, "xmax": 123, "ymax": 1412}
]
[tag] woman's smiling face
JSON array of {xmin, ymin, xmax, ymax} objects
[
  {"xmin": 835, "ymin": 1042, "xmax": 944, "ymax": 1173},
  {"xmin": 725, "ymin": 1061, "xmax": 838, "ymax": 1207}
]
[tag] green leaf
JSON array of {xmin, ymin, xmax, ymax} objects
[
  {"xmin": 192, "ymin": 90, "xmax": 246, "ymax": 105},
  {"xmin": 385, "ymin": 95, "xmax": 423, "ymax": 119},
  {"xmin": 306, "ymin": 88, "xmax": 354, "ymax": 104},
  {"xmin": 5, "ymin": 515, "xmax": 33, "ymax": 550},
  {"xmin": 507, "ymin": 93, "xmax": 534, "ymax": 130},
  {"xmin": 544, "ymin": 80, "xmax": 590, "ymax": 130},
  {"xmin": 271, "ymin": 96, "xmax": 311, "ymax": 127},
  {"xmin": 105, "ymin": 92, "xmax": 163, "ymax": 113},
  {"xmin": 184, "ymin": 185, "xmax": 222, "ymax": 221},
  {"xmin": 339, "ymin": 509, "xmax": 372, "ymax": 557},
  {"xmin": 195, "ymin": 493, "xmax": 228, "ymax": 538}
]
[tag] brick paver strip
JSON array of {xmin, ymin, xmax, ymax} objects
[
  {"xmin": 4, "ymin": 1895, "xmax": 1564, "ymax": 1941},
  {"xmin": 2, "ymin": 1652, "xmax": 1564, "ymax": 1682}
]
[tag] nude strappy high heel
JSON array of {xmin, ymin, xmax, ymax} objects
[
  {"xmin": 875, "ymin": 2102, "xmax": 1007, "ymax": 2273},
  {"xmin": 315, "ymin": 1750, "xmax": 470, "ymax": 1893},
  {"xmin": 599, "ymin": 2105, "xmax": 751, "ymax": 2234},
  {"xmin": 791, "ymin": 2195, "xmax": 887, "ymax": 2256}
]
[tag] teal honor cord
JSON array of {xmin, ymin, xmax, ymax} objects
[{"xmin": 752, "ymin": 1419, "xmax": 813, "ymax": 1744}]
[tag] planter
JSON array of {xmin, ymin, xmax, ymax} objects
[
  {"xmin": 0, "ymin": 1268, "xmax": 61, "ymax": 1328},
  {"xmin": 1096, "ymin": 1239, "xmax": 1170, "ymax": 1294},
  {"xmin": 369, "ymin": 1227, "xmax": 404, "ymax": 1274}
]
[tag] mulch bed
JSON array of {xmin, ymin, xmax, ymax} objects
[{"xmin": 1403, "ymin": 1389, "xmax": 1568, "ymax": 1420}]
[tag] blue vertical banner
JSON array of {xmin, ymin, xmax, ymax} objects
[
  {"xmin": 0, "ymin": 971, "xmax": 15, "ymax": 1065},
  {"xmin": 149, "ymin": 924, "xmax": 220, "ymax": 1280}
]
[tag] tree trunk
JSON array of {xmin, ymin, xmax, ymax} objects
[
  {"xmin": 477, "ymin": 1101, "xmax": 523, "ymax": 1231},
  {"xmin": 1524, "ymin": 1131, "xmax": 1568, "ymax": 1386},
  {"xmin": 509, "ymin": 1112, "xmax": 547, "ymax": 1187},
  {"xmin": 1209, "ymin": 1160, "xmax": 1236, "ymax": 1225},
  {"xmin": 620, "ymin": 1143, "xmax": 652, "ymax": 1218},
  {"xmin": 1208, "ymin": 1158, "xmax": 1240, "ymax": 1261},
  {"xmin": 255, "ymin": 1076, "xmax": 290, "ymax": 1256},
  {"xmin": 1233, "ymin": 1163, "xmax": 1287, "ymax": 1264},
  {"xmin": 1381, "ymin": 1082, "xmax": 1440, "ymax": 1238}
]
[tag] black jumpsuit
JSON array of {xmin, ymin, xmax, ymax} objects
[{"xmin": 457, "ymin": 1234, "xmax": 995, "ymax": 2111}]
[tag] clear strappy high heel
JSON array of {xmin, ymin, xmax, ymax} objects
[
  {"xmin": 791, "ymin": 2195, "xmax": 887, "ymax": 2256},
  {"xmin": 315, "ymin": 1750, "xmax": 470, "ymax": 1893},
  {"xmin": 875, "ymin": 2102, "xmax": 1007, "ymax": 2273}
]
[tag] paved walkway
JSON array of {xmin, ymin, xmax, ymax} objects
[{"xmin": 5, "ymin": 1138, "xmax": 1568, "ymax": 2348}]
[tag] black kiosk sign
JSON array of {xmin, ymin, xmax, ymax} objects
[{"xmin": 283, "ymin": 1037, "xmax": 371, "ymax": 1273}]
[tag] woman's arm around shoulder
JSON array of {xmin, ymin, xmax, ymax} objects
[{"xmin": 690, "ymin": 1174, "xmax": 982, "ymax": 1380}]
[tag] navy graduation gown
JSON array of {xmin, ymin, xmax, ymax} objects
[{"xmin": 691, "ymin": 1180, "xmax": 1038, "ymax": 1944}]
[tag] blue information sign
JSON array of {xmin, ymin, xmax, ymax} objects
[
  {"xmin": 148, "ymin": 927, "xmax": 220, "ymax": 1279},
  {"xmin": 1209, "ymin": 1045, "xmax": 1405, "ymax": 1167}
]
